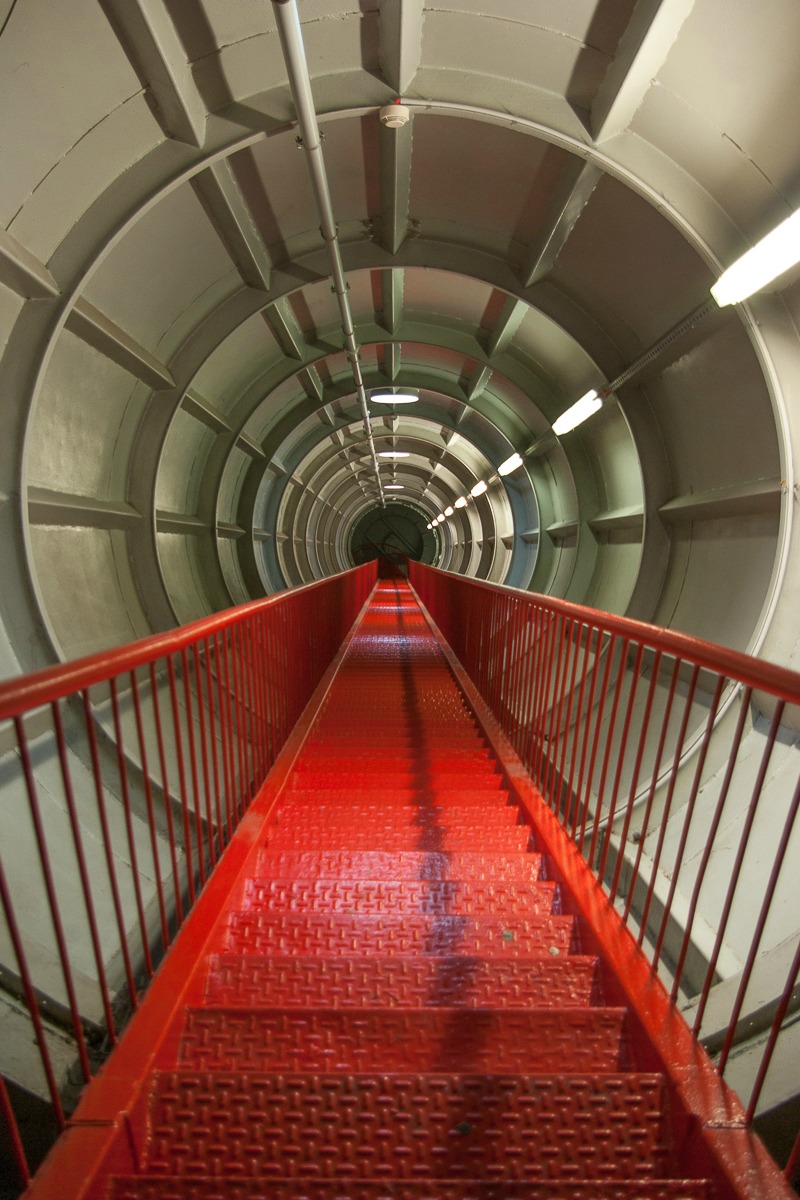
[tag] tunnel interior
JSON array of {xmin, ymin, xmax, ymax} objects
[{"xmin": 349, "ymin": 502, "xmax": 437, "ymax": 568}]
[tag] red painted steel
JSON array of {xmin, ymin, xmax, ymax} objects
[
  {"xmin": 12, "ymin": 578, "xmax": 795, "ymax": 1200},
  {"xmin": 410, "ymin": 563, "xmax": 800, "ymax": 1192},
  {"xmin": 0, "ymin": 564, "xmax": 376, "ymax": 1191}
]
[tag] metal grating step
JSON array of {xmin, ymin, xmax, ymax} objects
[
  {"xmin": 283, "ymin": 769, "xmax": 506, "ymax": 790},
  {"xmin": 252, "ymin": 851, "xmax": 547, "ymax": 882},
  {"xmin": 295, "ymin": 749, "xmax": 495, "ymax": 765},
  {"xmin": 178, "ymin": 1007, "xmax": 629, "ymax": 1073},
  {"xmin": 222, "ymin": 911, "xmax": 578, "ymax": 957},
  {"xmin": 110, "ymin": 1179, "xmax": 711, "ymax": 1200},
  {"xmin": 278, "ymin": 790, "xmax": 514, "ymax": 806},
  {"xmin": 205, "ymin": 954, "xmax": 603, "ymax": 1010},
  {"xmin": 263, "ymin": 826, "xmax": 533, "ymax": 852},
  {"xmin": 265, "ymin": 809, "xmax": 526, "ymax": 834},
  {"xmin": 239, "ymin": 878, "xmax": 560, "ymax": 916},
  {"xmin": 143, "ymin": 1071, "xmax": 669, "ymax": 1180}
]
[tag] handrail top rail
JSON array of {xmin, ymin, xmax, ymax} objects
[
  {"xmin": 413, "ymin": 564, "xmax": 800, "ymax": 707},
  {"xmin": 0, "ymin": 567, "xmax": 367, "ymax": 722}
]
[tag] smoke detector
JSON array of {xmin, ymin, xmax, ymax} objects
[{"xmin": 380, "ymin": 101, "xmax": 410, "ymax": 129}]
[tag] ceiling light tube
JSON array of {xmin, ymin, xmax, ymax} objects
[
  {"xmin": 712, "ymin": 208, "xmax": 800, "ymax": 306},
  {"xmin": 378, "ymin": 450, "xmax": 410, "ymax": 458},
  {"xmin": 454, "ymin": 496, "xmax": 468, "ymax": 508},
  {"xmin": 370, "ymin": 390, "xmax": 419, "ymax": 404},
  {"xmin": 552, "ymin": 390, "xmax": 603, "ymax": 436},
  {"xmin": 497, "ymin": 452, "xmax": 523, "ymax": 476},
  {"xmin": 444, "ymin": 506, "xmax": 454, "ymax": 517},
  {"xmin": 384, "ymin": 483, "xmax": 404, "ymax": 489},
  {"xmin": 470, "ymin": 480, "xmax": 488, "ymax": 498}
]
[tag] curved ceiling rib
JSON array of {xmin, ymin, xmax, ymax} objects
[{"xmin": 0, "ymin": 0, "xmax": 798, "ymax": 681}]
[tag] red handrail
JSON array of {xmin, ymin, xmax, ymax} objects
[
  {"xmin": 409, "ymin": 561, "xmax": 800, "ymax": 1184},
  {"xmin": 0, "ymin": 569, "xmax": 375, "ymax": 719},
  {"xmin": 0, "ymin": 564, "xmax": 376, "ymax": 1190}
]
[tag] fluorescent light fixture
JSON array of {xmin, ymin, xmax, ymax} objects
[
  {"xmin": 384, "ymin": 484, "xmax": 404, "ymax": 490},
  {"xmin": 470, "ymin": 480, "xmax": 488, "ymax": 498},
  {"xmin": 370, "ymin": 390, "xmax": 419, "ymax": 404},
  {"xmin": 444, "ymin": 506, "xmax": 454, "ymax": 517},
  {"xmin": 378, "ymin": 450, "xmax": 410, "ymax": 458},
  {"xmin": 426, "ymin": 522, "xmax": 432, "ymax": 529},
  {"xmin": 552, "ymin": 390, "xmax": 603, "ymax": 436},
  {"xmin": 454, "ymin": 496, "xmax": 468, "ymax": 509},
  {"xmin": 712, "ymin": 208, "xmax": 800, "ymax": 306},
  {"xmin": 497, "ymin": 452, "xmax": 523, "ymax": 476},
  {"xmin": 437, "ymin": 513, "xmax": 446, "ymax": 522}
]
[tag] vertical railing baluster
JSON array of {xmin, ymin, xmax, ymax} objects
[
  {"xmin": 544, "ymin": 612, "xmax": 573, "ymax": 809},
  {"xmin": 669, "ymin": 686, "xmax": 754, "ymax": 1004},
  {"xmin": 82, "ymin": 691, "xmax": 138, "ymax": 1010},
  {"xmin": 574, "ymin": 626, "xmax": 603, "ymax": 847},
  {"xmin": 202, "ymin": 637, "xmax": 225, "ymax": 853},
  {"xmin": 213, "ymin": 631, "xmax": 236, "ymax": 839},
  {"xmin": 597, "ymin": 643, "xmax": 644, "ymax": 884},
  {"xmin": 587, "ymin": 637, "xmax": 630, "ymax": 873},
  {"xmin": 148, "ymin": 662, "xmax": 183, "ymax": 924},
  {"xmin": 235, "ymin": 621, "xmax": 255, "ymax": 802},
  {"xmin": 51, "ymin": 700, "xmax": 117, "ymax": 1042},
  {"xmin": 192, "ymin": 643, "xmax": 216, "ymax": 870},
  {"xmin": 624, "ymin": 654, "xmax": 680, "ymax": 924},
  {"xmin": 609, "ymin": 652, "xmax": 663, "ymax": 905},
  {"xmin": 651, "ymin": 675, "xmax": 726, "ymax": 975},
  {"xmin": 129, "ymin": 670, "xmax": 170, "ymax": 953},
  {"xmin": 166, "ymin": 656, "xmax": 196, "ymax": 906},
  {"xmin": 637, "ymin": 662, "xmax": 700, "ymax": 949},
  {"xmin": 581, "ymin": 632, "xmax": 619, "ymax": 862},
  {"xmin": 532, "ymin": 610, "xmax": 559, "ymax": 789},
  {"xmin": 109, "ymin": 679, "xmax": 154, "ymax": 978},
  {"xmin": 179, "ymin": 648, "xmax": 206, "ymax": 890},
  {"xmin": 553, "ymin": 617, "xmax": 581, "ymax": 827},
  {"xmin": 566, "ymin": 621, "xmax": 593, "ymax": 838}
]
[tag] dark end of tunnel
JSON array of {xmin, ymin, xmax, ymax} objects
[{"xmin": 349, "ymin": 502, "xmax": 438, "ymax": 573}]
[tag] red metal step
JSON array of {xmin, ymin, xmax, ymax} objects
[
  {"xmin": 222, "ymin": 911, "xmax": 578, "ymax": 957},
  {"xmin": 239, "ymin": 877, "xmax": 560, "ymax": 915},
  {"xmin": 277, "ymin": 790, "xmax": 515, "ymax": 807},
  {"xmin": 269, "ymin": 804, "xmax": 523, "ymax": 827},
  {"xmin": 263, "ymin": 826, "xmax": 533, "ymax": 852},
  {"xmin": 141, "ymin": 1070, "xmax": 669, "ymax": 1180},
  {"xmin": 205, "ymin": 954, "xmax": 603, "ymax": 1009},
  {"xmin": 110, "ymin": 1180, "xmax": 710, "ymax": 1199},
  {"xmin": 252, "ymin": 850, "xmax": 547, "ymax": 882},
  {"xmin": 177, "ymin": 1007, "xmax": 629, "ymax": 1072}
]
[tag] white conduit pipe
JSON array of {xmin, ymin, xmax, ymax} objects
[{"xmin": 272, "ymin": 0, "xmax": 385, "ymax": 506}]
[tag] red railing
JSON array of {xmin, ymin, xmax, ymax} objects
[
  {"xmin": 0, "ymin": 563, "xmax": 376, "ymax": 1190},
  {"xmin": 410, "ymin": 561, "xmax": 800, "ymax": 1182}
]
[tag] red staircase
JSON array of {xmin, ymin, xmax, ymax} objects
[
  {"xmin": 68, "ymin": 578, "xmax": 712, "ymax": 1199},
  {"xmin": 15, "ymin": 576, "xmax": 799, "ymax": 1198}
]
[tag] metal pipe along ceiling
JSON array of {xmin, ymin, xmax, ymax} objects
[{"xmin": 272, "ymin": 0, "xmax": 385, "ymax": 507}]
